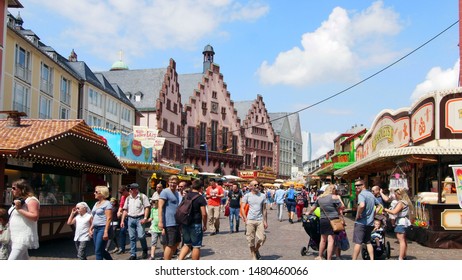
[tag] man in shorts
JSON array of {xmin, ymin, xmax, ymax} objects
[
  {"xmin": 352, "ymin": 179, "xmax": 381, "ymax": 260},
  {"xmin": 241, "ymin": 180, "xmax": 267, "ymax": 260},
  {"xmin": 178, "ymin": 180, "xmax": 207, "ymax": 260},
  {"xmin": 158, "ymin": 175, "xmax": 181, "ymax": 260}
]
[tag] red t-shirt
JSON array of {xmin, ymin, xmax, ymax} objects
[{"xmin": 206, "ymin": 185, "xmax": 224, "ymax": 206}]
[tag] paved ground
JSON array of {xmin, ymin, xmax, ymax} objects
[{"xmin": 30, "ymin": 207, "xmax": 462, "ymax": 260}]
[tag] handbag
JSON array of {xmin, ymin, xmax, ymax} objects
[
  {"xmin": 319, "ymin": 201, "xmax": 345, "ymax": 233},
  {"xmin": 224, "ymin": 205, "xmax": 230, "ymax": 217}
]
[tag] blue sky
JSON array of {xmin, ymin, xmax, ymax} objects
[{"xmin": 10, "ymin": 0, "xmax": 460, "ymax": 159}]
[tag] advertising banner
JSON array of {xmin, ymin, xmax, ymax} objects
[{"xmin": 450, "ymin": 164, "xmax": 462, "ymax": 209}]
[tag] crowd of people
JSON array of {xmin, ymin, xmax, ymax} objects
[{"xmin": 0, "ymin": 176, "xmax": 413, "ymax": 261}]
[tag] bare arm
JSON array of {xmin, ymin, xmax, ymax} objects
[
  {"xmin": 200, "ymin": 205, "xmax": 207, "ymax": 231},
  {"xmin": 385, "ymin": 201, "xmax": 404, "ymax": 215},
  {"xmin": 14, "ymin": 198, "xmax": 39, "ymax": 222},
  {"xmin": 158, "ymin": 199, "xmax": 165, "ymax": 229}
]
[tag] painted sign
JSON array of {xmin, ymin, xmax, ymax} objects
[
  {"xmin": 153, "ymin": 137, "xmax": 166, "ymax": 151},
  {"xmin": 133, "ymin": 126, "xmax": 158, "ymax": 148},
  {"xmin": 411, "ymin": 102, "xmax": 434, "ymax": 143},
  {"xmin": 441, "ymin": 209, "xmax": 462, "ymax": 230},
  {"xmin": 450, "ymin": 164, "xmax": 462, "ymax": 209},
  {"xmin": 445, "ymin": 98, "xmax": 462, "ymax": 133},
  {"xmin": 239, "ymin": 171, "xmax": 256, "ymax": 179}
]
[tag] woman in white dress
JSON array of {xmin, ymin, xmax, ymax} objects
[{"xmin": 8, "ymin": 179, "xmax": 40, "ymax": 260}]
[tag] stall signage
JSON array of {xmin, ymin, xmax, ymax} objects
[
  {"xmin": 239, "ymin": 171, "xmax": 256, "ymax": 179},
  {"xmin": 411, "ymin": 102, "xmax": 434, "ymax": 142},
  {"xmin": 441, "ymin": 209, "xmax": 462, "ymax": 230},
  {"xmin": 257, "ymin": 172, "xmax": 277, "ymax": 180},
  {"xmin": 372, "ymin": 125, "xmax": 394, "ymax": 151},
  {"xmin": 7, "ymin": 158, "xmax": 33, "ymax": 168}
]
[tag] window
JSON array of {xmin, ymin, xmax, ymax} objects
[
  {"xmin": 87, "ymin": 114, "xmax": 102, "ymax": 127},
  {"xmin": 121, "ymin": 107, "xmax": 131, "ymax": 122},
  {"xmin": 167, "ymin": 99, "xmax": 171, "ymax": 110},
  {"xmin": 187, "ymin": 127, "xmax": 195, "ymax": 148},
  {"xmin": 13, "ymin": 83, "xmax": 30, "ymax": 116},
  {"xmin": 40, "ymin": 63, "xmax": 53, "ymax": 95},
  {"xmin": 222, "ymin": 127, "xmax": 228, "ymax": 147},
  {"xmin": 211, "ymin": 120, "xmax": 218, "ymax": 151},
  {"xmin": 177, "ymin": 125, "xmax": 181, "ymax": 137},
  {"xmin": 107, "ymin": 99, "xmax": 119, "ymax": 116},
  {"xmin": 170, "ymin": 122, "xmax": 174, "ymax": 134},
  {"xmin": 15, "ymin": 45, "xmax": 31, "ymax": 83},
  {"xmin": 232, "ymin": 135, "xmax": 238, "ymax": 154},
  {"xmin": 60, "ymin": 106, "xmax": 70, "ymax": 119},
  {"xmin": 212, "ymin": 91, "xmax": 217, "ymax": 99},
  {"xmin": 60, "ymin": 77, "xmax": 71, "ymax": 105},
  {"xmin": 88, "ymin": 88, "xmax": 102, "ymax": 108},
  {"xmin": 163, "ymin": 119, "xmax": 168, "ymax": 131},
  {"xmin": 173, "ymin": 103, "xmax": 178, "ymax": 113},
  {"xmin": 200, "ymin": 122, "xmax": 207, "ymax": 143},
  {"xmin": 39, "ymin": 95, "xmax": 52, "ymax": 119}
]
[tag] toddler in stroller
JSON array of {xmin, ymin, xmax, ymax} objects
[
  {"xmin": 300, "ymin": 214, "xmax": 321, "ymax": 256},
  {"xmin": 362, "ymin": 217, "xmax": 391, "ymax": 259}
]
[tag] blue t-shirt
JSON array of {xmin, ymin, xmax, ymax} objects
[
  {"xmin": 91, "ymin": 200, "xmax": 112, "ymax": 226},
  {"xmin": 159, "ymin": 188, "xmax": 180, "ymax": 227},
  {"xmin": 286, "ymin": 188, "xmax": 296, "ymax": 200},
  {"xmin": 356, "ymin": 189, "xmax": 380, "ymax": 226},
  {"xmin": 274, "ymin": 189, "xmax": 286, "ymax": 204}
]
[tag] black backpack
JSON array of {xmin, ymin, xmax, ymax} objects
[{"xmin": 175, "ymin": 193, "xmax": 201, "ymax": 225}]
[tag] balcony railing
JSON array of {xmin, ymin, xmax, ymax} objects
[
  {"xmin": 15, "ymin": 64, "xmax": 31, "ymax": 83},
  {"xmin": 40, "ymin": 79, "xmax": 53, "ymax": 96}
]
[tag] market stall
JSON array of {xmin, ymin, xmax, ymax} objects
[
  {"xmin": 0, "ymin": 112, "xmax": 126, "ymax": 241},
  {"xmin": 334, "ymin": 88, "xmax": 462, "ymax": 248}
]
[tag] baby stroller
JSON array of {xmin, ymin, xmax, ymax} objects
[
  {"xmin": 300, "ymin": 214, "xmax": 321, "ymax": 256},
  {"xmin": 361, "ymin": 215, "xmax": 391, "ymax": 260}
]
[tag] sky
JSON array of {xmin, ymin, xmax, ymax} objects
[{"xmin": 10, "ymin": 0, "xmax": 461, "ymax": 160}]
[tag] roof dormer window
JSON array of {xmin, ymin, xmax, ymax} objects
[
  {"xmin": 125, "ymin": 92, "xmax": 132, "ymax": 100},
  {"xmin": 134, "ymin": 91, "xmax": 143, "ymax": 102}
]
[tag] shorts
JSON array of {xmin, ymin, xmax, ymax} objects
[
  {"xmin": 286, "ymin": 199, "xmax": 296, "ymax": 212},
  {"xmin": 352, "ymin": 223, "xmax": 374, "ymax": 245},
  {"xmin": 182, "ymin": 223, "xmax": 204, "ymax": 248},
  {"xmin": 394, "ymin": 225, "xmax": 407, "ymax": 234},
  {"xmin": 319, "ymin": 218, "xmax": 334, "ymax": 235},
  {"xmin": 160, "ymin": 226, "xmax": 181, "ymax": 247},
  {"xmin": 150, "ymin": 232, "xmax": 161, "ymax": 246}
]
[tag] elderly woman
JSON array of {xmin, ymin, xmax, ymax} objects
[
  {"xmin": 307, "ymin": 184, "xmax": 344, "ymax": 260},
  {"xmin": 90, "ymin": 185, "xmax": 113, "ymax": 260},
  {"xmin": 8, "ymin": 179, "xmax": 40, "ymax": 260}
]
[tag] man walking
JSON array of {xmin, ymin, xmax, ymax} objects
[
  {"xmin": 240, "ymin": 180, "xmax": 267, "ymax": 260},
  {"xmin": 226, "ymin": 182, "xmax": 243, "ymax": 233},
  {"xmin": 352, "ymin": 179, "xmax": 382, "ymax": 260},
  {"xmin": 178, "ymin": 180, "xmax": 207, "ymax": 260},
  {"xmin": 158, "ymin": 175, "xmax": 181, "ymax": 260},
  {"xmin": 284, "ymin": 184, "xmax": 297, "ymax": 223},
  {"xmin": 121, "ymin": 183, "xmax": 150, "ymax": 260},
  {"xmin": 116, "ymin": 185, "xmax": 129, "ymax": 254},
  {"xmin": 205, "ymin": 178, "xmax": 224, "ymax": 235},
  {"xmin": 273, "ymin": 185, "xmax": 286, "ymax": 222}
]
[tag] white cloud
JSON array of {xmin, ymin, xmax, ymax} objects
[
  {"xmin": 24, "ymin": 0, "xmax": 269, "ymax": 64},
  {"xmin": 410, "ymin": 60, "xmax": 459, "ymax": 101},
  {"xmin": 310, "ymin": 131, "xmax": 338, "ymax": 159},
  {"xmin": 257, "ymin": 0, "xmax": 402, "ymax": 86}
]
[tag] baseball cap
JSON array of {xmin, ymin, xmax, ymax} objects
[{"xmin": 128, "ymin": 183, "xmax": 139, "ymax": 189}]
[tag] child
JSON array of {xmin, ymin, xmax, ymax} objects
[
  {"xmin": 388, "ymin": 199, "xmax": 399, "ymax": 227},
  {"xmin": 67, "ymin": 202, "xmax": 92, "ymax": 260},
  {"xmin": 371, "ymin": 219, "xmax": 384, "ymax": 250},
  {"xmin": 0, "ymin": 208, "xmax": 10, "ymax": 260},
  {"xmin": 148, "ymin": 197, "xmax": 162, "ymax": 260}
]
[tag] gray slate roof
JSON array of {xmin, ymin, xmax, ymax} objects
[
  {"xmin": 233, "ymin": 100, "xmax": 254, "ymax": 124},
  {"xmin": 100, "ymin": 68, "xmax": 168, "ymax": 110},
  {"xmin": 178, "ymin": 73, "xmax": 204, "ymax": 103},
  {"xmin": 268, "ymin": 112, "xmax": 288, "ymax": 134}
]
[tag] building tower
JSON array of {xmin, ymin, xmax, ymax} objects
[{"xmin": 202, "ymin": 44, "xmax": 215, "ymax": 73}]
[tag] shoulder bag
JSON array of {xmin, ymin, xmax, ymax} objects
[{"xmin": 319, "ymin": 198, "xmax": 345, "ymax": 233}]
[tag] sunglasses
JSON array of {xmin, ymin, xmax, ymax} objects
[
  {"xmin": 11, "ymin": 186, "xmax": 17, "ymax": 190},
  {"xmin": 94, "ymin": 191, "xmax": 101, "ymax": 194},
  {"xmin": 355, "ymin": 184, "xmax": 363, "ymax": 187}
]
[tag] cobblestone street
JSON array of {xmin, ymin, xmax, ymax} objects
[{"xmin": 30, "ymin": 206, "xmax": 462, "ymax": 260}]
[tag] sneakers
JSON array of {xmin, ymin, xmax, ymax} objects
[
  {"xmin": 289, "ymin": 219, "xmax": 293, "ymax": 224},
  {"xmin": 142, "ymin": 251, "xmax": 148, "ymax": 259},
  {"xmin": 128, "ymin": 255, "xmax": 137, "ymax": 260},
  {"xmin": 109, "ymin": 247, "xmax": 119, "ymax": 254},
  {"xmin": 116, "ymin": 249, "xmax": 126, "ymax": 255},
  {"xmin": 314, "ymin": 256, "xmax": 324, "ymax": 260},
  {"xmin": 256, "ymin": 250, "xmax": 261, "ymax": 260}
]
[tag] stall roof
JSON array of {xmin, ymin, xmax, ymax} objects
[
  {"xmin": 0, "ymin": 119, "xmax": 127, "ymax": 174},
  {"xmin": 334, "ymin": 145, "xmax": 462, "ymax": 179}
]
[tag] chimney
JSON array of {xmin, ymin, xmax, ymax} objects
[{"xmin": 1, "ymin": 111, "xmax": 27, "ymax": 127}]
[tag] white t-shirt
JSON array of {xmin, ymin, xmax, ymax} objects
[{"xmin": 74, "ymin": 213, "xmax": 91, "ymax": 241}]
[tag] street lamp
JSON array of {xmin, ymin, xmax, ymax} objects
[{"xmin": 200, "ymin": 142, "xmax": 208, "ymax": 166}]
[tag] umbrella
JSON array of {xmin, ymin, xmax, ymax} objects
[
  {"xmin": 222, "ymin": 175, "xmax": 242, "ymax": 181},
  {"xmin": 197, "ymin": 172, "xmax": 221, "ymax": 177}
]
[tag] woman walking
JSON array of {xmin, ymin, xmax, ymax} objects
[
  {"xmin": 384, "ymin": 188, "xmax": 412, "ymax": 260},
  {"xmin": 307, "ymin": 184, "xmax": 344, "ymax": 260},
  {"xmin": 90, "ymin": 185, "xmax": 113, "ymax": 260},
  {"xmin": 8, "ymin": 179, "xmax": 40, "ymax": 260}
]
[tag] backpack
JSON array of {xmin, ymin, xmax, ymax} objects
[{"xmin": 175, "ymin": 193, "xmax": 201, "ymax": 225}]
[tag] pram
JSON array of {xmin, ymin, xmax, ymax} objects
[
  {"xmin": 300, "ymin": 214, "xmax": 321, "ymax": 256},
  {"xmin": 361, "ymin": 215, "xmax": 391, "ymax": 260}
]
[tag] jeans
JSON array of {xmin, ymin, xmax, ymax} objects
[
  {"xmin": 182, "ymin": 223, "xmax": 204, "ymax": 248},
  {"xmin": 229, "ymin": 207, "xmax": 240, "ymax": 232},
  {"xmin": 119, "ymin": 217, "xmax": 128, "ymax": 252},
  {"xmin": 277, "ymin": 203, "xmax": 284, "ymax": 221},
  {"xmin": 75, "ymin": 240, "xmax": 89, "ymax": 260},
  {"xmin": 93, "ymin": 225, "xmax": 113, "ymax": 260},
  {"xmin": 128, "ymin": 217, "xmax": 148, "ymax": 256}
]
